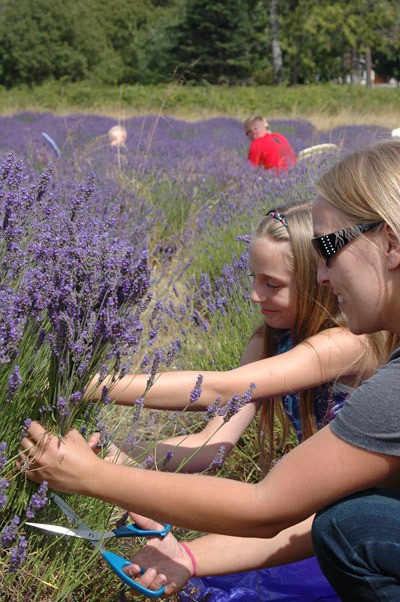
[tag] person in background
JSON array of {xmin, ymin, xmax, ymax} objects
[
  {"xmin": 243, "ymin": 115, "xmax": 296, "ymax": 171},
  {"xmin": 108, "ymin": 125, "xmax": 127, "ymax": 147}
]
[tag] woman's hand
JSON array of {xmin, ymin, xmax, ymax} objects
[
  {"xmin": 17, "ymin": 421, "xmax": 101, "ymax": 494},
  {"xmin": 124, "ymin": 513, "xmax": 194, "ymax": 597}
]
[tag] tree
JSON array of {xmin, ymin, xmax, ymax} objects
[
  {"xmin": 169, "ymin": 0, "xmax": 269, "ymax": 84},
  {"xmin": 0, "ymin": 0, "xmax": 181, "ymax": 87},
  {"xmin": 270, "ymin": 0, "xmax": 283, "ymax": 84},
  {"xmin": 0, "ymin": 0, "xmax": 92, "ymax": 86},
  {"xmin": 279, "ymin": 0, "xmax": 400, "ymax": 85}
]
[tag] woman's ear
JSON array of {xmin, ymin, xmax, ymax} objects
[{"xmin": 384, "ymin": 224, "xmax": 400, "ymax": 270}]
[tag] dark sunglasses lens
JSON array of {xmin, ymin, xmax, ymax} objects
[{"xmin": 312, "ymin": 238, "xmax": 326, "ymax": 259}]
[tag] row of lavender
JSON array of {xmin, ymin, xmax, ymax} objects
[{"xmin": 0, "ymin": 113, "xmax": 391, "ymax": 600}]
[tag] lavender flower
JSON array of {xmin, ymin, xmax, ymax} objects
[
  {"xmin": 190, "ymin": 374, "xmax": 203, "ymax": 404},
  {"xmin": 139, "ymin": 454, "xmax": 154, "ymax": 469},
  {"xmin": 191, "ymin": 309, "xmax": 209, "ymax": 332},
  {"xmin": 209, "ymin": 446, "xmax": 226, "ymax": 470},
  {"xmin": 7, "ymin": 365, "xmax": 22, "ymax": 401},
  {"xmin": 221, "ymin": 384, "xmax": 256, "ymax": 423},
  {"xmin": 25, "ymin": 481, "xmax": 48, "ymax": 520},
  {"xmin": 0, "ymin": 478, "xmax": 9, "ymax": 510},
  {"xmin": 205, "ymin": 397, "xmax": 222, "ymax": 421},
  {"xmin": 0, "ymin": 516, "xmax": 20, "ymax": 548},
  {"xmin": 160, "ymin": 450, "xmax": 174, "ymax": 469},
  {"xmin": 9, "ymin": 535, "xmax": 28, "ymax": 572}
]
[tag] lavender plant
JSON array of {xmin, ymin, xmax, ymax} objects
[{"xmin": 0, "ymin": 154, "xmax": 183, "ymax": 596}]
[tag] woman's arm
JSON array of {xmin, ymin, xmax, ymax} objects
[
  {"xmin": 20, "ymin": 422, "xmax": 400, "ymax": 539},
  {"xmin": 88, "ymin": 328, "xmax": 374, "ymax": 410}
]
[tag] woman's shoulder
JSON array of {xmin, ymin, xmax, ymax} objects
[{"xmin": 304, "ymin": 327, "xmax": 371, "ymax": 351}]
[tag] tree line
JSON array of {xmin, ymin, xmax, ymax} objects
[{"xmin": 0, "ymin": 0, "xmax": 398, "ymax": 88}]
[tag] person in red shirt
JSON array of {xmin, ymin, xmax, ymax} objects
[{"xmin": 244, "ymin": 115, "xmax": 296, "ymax": 171}]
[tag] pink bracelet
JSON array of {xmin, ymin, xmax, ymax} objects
[{"xmin": 179, "ymin": 541, "xmax": 197, "ymax": 576}]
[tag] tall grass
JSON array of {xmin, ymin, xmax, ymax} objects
[{"xmin": 0, "ymin": 82, "xmax": 398, "ymax": 129}]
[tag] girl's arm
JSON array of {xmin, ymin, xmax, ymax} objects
[
  {"xmin": 90, "ymin": 401, "xmax": 258, "ymax": 473},
  {"xmin": 137, "ymin": 334, "xmax": 264, "ymax": 472},
  {"xmin": 122, "ymin": 514, "xmax": 315, "ymax": 596},
  {"xmin": 89, "ymin": 334, "xmax": 264, "ymax": 472},
  {"xmin": 144, "ymin": 400, "xmax": 259, "ymax": 472},
  {"xmin": 88, "ymin": 328, "xmax": 374, "ymax": 410},
  {"xmin": 20, "ymin": 422, "xmax": 400, "ymax": 539}
]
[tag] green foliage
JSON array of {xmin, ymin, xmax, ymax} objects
[
  {"xmin": 0, "ymin": 82, "xmax": 398, "ymax": 127},
  {"xmin": 169, "ymin": 0, "xmax": 269, "ymax": 84},
  {"xmin": 279, "ymin": 0, "xmax": 400, "ymax": 84},
  {"xmin": 0, "ymin": 0, "xmax": 185, "ymax": 87},
  {"xmin": 0, "ymin": 0, "xmax": 398, "ymax": 87}
]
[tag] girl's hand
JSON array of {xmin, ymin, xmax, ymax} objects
[
  {"xmin": 87, "ymin": 432, "xmax": 130, "ymax": 465},
  {"xmin": 124, "ymin": 513, "xmax": 194, "ymax": 597}
]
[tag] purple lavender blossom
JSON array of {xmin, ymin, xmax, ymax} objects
[
  {"xmin": 25, "ymin": 481, "xmax": 48, "ymax": 520},
  {"xmin": 0, "ymin": 478, "xmax": 9, "ymax": 510},
  {"xmin": 209, "ymin": 445, "xmax": 226, "ymax": 470},
  {"xmin": 0, "ymin": 515, "xmax": 20, "ymax": 548},
  {"xmin": 7, "ymin": 365, "xmax": 22, "ymax": 401},
  {"xmin": 221, "ymin": 384, "xmax": 256, "ymax": 423},
  {"xmin": 161, "ymin": 450, "xmax": 174, "ymax": 469},
  {"xmin": 139, "ymin": 454, "xmax": 154, "ymax": 469},
  {"xmin": 206, "ymin": 397, "xmax": 223, "ymax": 421},
  {"xmin": 132, "ymin": 397, "xmax": 145, "ymax": 431},
  {"xmin": 191, "ymin": 309, "xmax": 209, "ymax": 332},
  {"xmin": 190, "ymin": 374, "xmax": 203, "ymax": 404},
  {"xmin": 9, "ymin": 535, "xmax": 28, "ymax": 572}
]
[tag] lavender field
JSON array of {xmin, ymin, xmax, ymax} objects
[{"xmin": 0, "ymin": 112, "xmax": 393, "ymax": 601}]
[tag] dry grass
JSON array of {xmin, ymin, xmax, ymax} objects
[{"xmin": 52, "ymin": 105, "xmax": 399, "ymax": 131}]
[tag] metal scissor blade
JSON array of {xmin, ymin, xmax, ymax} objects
[
  {"xmin": 51, "ymin": 493, "xmax": 88, "ymax": 529},
  {"xmin": 25, "ymin": 522, "xmax": 88, "ymax": 538}
]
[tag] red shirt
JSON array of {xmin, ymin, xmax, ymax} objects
[{"xmin": 248, "ymin": 132, "xmax": 296, "ymax": 171}]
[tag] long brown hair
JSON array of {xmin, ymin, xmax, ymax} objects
[{"xmin": 254, "ymin": 202, "xmax": 388, "ymax": 472}]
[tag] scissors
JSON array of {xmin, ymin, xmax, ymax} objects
[{"xmin": 26, "ymin": 493, "xmax": 171, "ymax": 598}]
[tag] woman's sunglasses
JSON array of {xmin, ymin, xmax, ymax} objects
[{"xmin": 312, "ymin": 221, "xmax": 383, "ymax": 266}]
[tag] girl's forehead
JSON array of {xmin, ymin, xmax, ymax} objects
[
  {"xmin": 250, "ymin": 235, "xmax": 290, "ymax": 252},
  {"xmin": 249, "ymin": 236, "xmax": 292, "ymax": 268}
]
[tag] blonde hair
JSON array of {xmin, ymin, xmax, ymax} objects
[
  {"xmin": 243, "ymin": 115, "xmax": 269, "ymax": 131},
  {"xmin": 253, "ymin": 202, "xmax": 389, "ymax": 473},
  {"xmin": 314, "ymin": 138, "xmax": 400, "ymax": 359},
  {"xmin": 108, "ymin": 125, "xmax": 127, "ymax": 147},
  {"xmin": 315, "ymin": 139, "xmax": 400, "ymax": 237}
]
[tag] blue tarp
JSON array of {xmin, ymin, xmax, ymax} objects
[{"xmin": 179, "ymin": 556, "xmax": 340, "ymax": 601}]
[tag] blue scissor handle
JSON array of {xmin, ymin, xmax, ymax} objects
[
  {"xmin": 102, "ymin": 550, "xmax": 165, "ymax": 598},
  {"xmin": 112, "ymin": 523, "xmax": 171, "ymax": 538}
]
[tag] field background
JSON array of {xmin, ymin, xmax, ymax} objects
[{"xmin": 0, "ymin": 82, "xmax": 399, "ymax": 129}]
